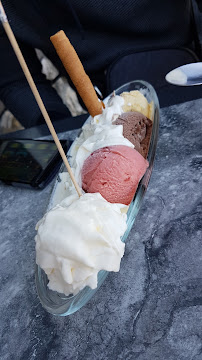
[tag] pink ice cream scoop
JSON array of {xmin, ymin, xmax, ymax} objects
[{"xmin": 81, "ymin": 145, "xmax": 149, "ymax": 205}]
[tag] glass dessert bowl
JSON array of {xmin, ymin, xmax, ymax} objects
[{"xmin": 35, "ymin": 80, "xmax": 160, "ymax": 316}]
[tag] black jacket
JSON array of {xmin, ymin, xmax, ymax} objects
[{"xmin": 0, "ymin": 0, "xmax": 201, "ymax": 127}]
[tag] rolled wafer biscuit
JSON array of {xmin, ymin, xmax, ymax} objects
[{"xmin": 50, "ymin": 30, "xmax": 103, "ymax": 117}]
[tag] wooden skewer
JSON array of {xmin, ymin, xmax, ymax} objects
[{"xmin": 0, "ymin": 1, "xmax": 82, "ymax": 197}]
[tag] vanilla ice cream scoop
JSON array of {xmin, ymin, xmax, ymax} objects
[
  {"xmin": 35, "ymin": 193, "xmax": 127, "ymax": 296},
  {"xmin": 121, "ymin": 90, "xmax": 153, "ymax": 120}
]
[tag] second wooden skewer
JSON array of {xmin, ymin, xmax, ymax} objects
[{"xmin": 0, "ymin": 1, "xmax": 82, "ymax": 197}]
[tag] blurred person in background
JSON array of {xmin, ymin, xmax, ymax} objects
[{"xmin": 0, "ymin": 0, "xmax": 202, "ymax": 129}]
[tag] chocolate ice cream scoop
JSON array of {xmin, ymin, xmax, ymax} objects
[{"xmin": 113, "ymin": 111, "xmax": 152, "ymax": 158}]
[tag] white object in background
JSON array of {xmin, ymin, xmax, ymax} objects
[{"xmin": 165, "ymin": 63, "xmax": 202, "ymax": 86}]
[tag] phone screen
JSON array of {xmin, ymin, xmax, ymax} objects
[{"xmin": 0, "ymin": 139, "xmax": 69, "ymax": 187}]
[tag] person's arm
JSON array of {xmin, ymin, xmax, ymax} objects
[{"xmin": 0, "ymin": 26, "xmax": 71, "ymax": 128}]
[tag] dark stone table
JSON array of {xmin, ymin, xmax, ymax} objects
[{"xmin": 1, "ymin": 99, "xmax": 202, "ymax": 360}]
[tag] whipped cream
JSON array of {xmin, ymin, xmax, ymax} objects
[
  {"xmin": 93, "ymin": 95, "xmax": 124, "ymax": 125},
  {"xmin": 50, "ymin": 172, "xmax": 78, "ymax": 209},
  {"xmin": 35, "ymin": 193, "xmax": 127, "ymax": 296}
]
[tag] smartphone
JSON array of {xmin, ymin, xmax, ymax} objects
[{"xmin": 0, "ymin": 138, "xmax": 71, "ymax": 189}]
